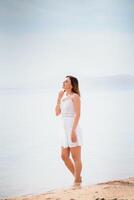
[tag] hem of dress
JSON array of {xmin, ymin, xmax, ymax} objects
[{"xmin": 61, "ymin": 144, "xmax": 82, "ymax": 148}]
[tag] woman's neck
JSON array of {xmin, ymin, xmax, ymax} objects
[{"xmin": 66, "ymin": 90, "xmax": 73, "ymax": 96}]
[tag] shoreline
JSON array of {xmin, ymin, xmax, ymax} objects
[{"xmin": 2, "ymin": 177, "xmax": 134, "ymax": 200}]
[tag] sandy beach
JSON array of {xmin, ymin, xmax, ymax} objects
[{"xmin": 2, "ymin": 177, "xmax": 134, "ymax": 200}]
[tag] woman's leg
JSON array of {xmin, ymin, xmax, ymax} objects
[
  {"xmin": 70, "ymin": 146, "xmax": 82, "ymax": 183},
  {"xmin": 61, "ymin": 146, "xmax": 75, "ymax": 176}
]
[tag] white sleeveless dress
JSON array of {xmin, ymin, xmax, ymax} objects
[{"xmin": 60, "ymin": 92, "xmax": 83, "ymax": 148}]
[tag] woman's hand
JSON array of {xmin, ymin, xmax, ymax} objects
[
  {"xmin": 58, "ymin": 89, "xmax": 65, "ymax": 99},
  {"xmin": 71, "ymin": 130, "xmax": 77, "ymax": 143}
]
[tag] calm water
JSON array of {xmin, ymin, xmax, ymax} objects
[{"xmin": 0, "ymin": 88, "xmax": 134, "ymax": 198}]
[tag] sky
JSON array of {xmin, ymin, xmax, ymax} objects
[{"xmin": 0, "ymin": 0, "xmax": 134, "ymax": 88}]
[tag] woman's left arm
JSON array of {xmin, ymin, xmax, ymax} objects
[{"xmin": 71, "ymin": 94, "xmax": 81, "ymax": 132}]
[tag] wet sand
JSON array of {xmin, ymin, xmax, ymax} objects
[{"xmin": 2, "ymin": 177, "xmax": 134, "ymax": 200}]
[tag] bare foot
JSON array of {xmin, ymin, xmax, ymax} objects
[{"xmin": 72, "ymin": 181, "xmax": 82, "ymax": 189}]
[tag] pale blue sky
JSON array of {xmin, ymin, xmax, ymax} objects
[{"xmin": 0, "ymin": 0, "xmax": 134, "ymax": 88}]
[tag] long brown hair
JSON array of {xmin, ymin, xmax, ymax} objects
[{"xmin": 65, "ymin": 75, "xmax": 81, "ymax": 96}]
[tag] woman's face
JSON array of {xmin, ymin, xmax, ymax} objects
[{"xmin": 62, "ymin": 77, "xmax": 72, "ymax": 90}]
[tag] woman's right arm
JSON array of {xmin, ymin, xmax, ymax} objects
[
  {"xmin": 55, "ymin": 96, "xmax": 61, "ymax": 116},
  {"xmin": 55, "ymin": 90, "xmax": 65, "ymax": 116}
]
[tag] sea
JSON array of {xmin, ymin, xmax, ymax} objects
[{"xmin": 0, "ymin": 87, "xmax": 134, "ymax": 198}]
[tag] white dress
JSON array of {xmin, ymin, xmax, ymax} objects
[{"xmin": 60, "ymin": 92, "xmax": 83, "ymax": 148}]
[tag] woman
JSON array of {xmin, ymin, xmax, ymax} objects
[{"xmin": 55, "ymin": 75, "xmax": 83, "ymax": 185}]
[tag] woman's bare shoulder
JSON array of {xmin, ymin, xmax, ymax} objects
[{"xmin": 71, "ymin": 93, "xmax": 80, "ymax": 100}]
